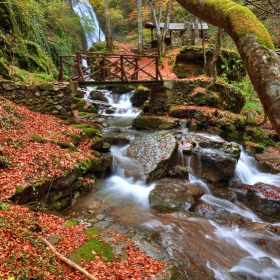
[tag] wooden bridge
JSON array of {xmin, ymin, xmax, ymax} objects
[{"xmin": 58, "ymin": 52, "xmax": 164, "ymax": 85}]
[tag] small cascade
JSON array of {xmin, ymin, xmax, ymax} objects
[
  {"xmin": 72, "ymin": 0, "xmax": 105, "ymax": 49},
  {"xmin": 235, "ymin": 146, "xmax": 280, "ymax": 187},
  {"xmin": 84, "ymin": 87, "xmax": 141, "ymax": 127}
]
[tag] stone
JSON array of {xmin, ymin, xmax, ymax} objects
[
  {"xmin": 3, "ymin": 83, "xmax": 19, "ymax": 91},
  {"xmin": 130, "ymin": 87, "xmax": 151, "ymax": 107},
  {"xmin": 178, "ymin": 141, "xmax": 193, "ymax": 154},
  {"xmin": 149, "ymin": 178, "xmax": 205, "ymax": 213},
  {"xmin": 132, "ymin": 115, "xmax": 180, "ymax": 130},
  {"xmin": 127, "ymin": 131, "xmax": 178, "ymax": 183},
  {"xmin": 96, "ymin": 214, "xmax": 105, "ymax": 220}
]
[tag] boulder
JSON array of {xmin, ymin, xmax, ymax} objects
[
  {"xmin": 190, "ymin": 138, "xmax": 240, "ymax": 186},
  {"xmin": 127, "ymin": 131, "xmax": 177, "ymax": 183},
  {"xmin": 132, "ymin": 115, "xmax": 180, "ymax": 130},
  {"xmin": 149, "ymin": 178, "xmax": 205, "ymax": 213},
  {"xmin": 232, "ymin": 180, "xmax": 280, "ymax": 221},
  {"xmin": 130, "ymin": 87, "xmax": 151, "ymax": 107},
  {"xmin": 89, "ymin": 90, "xmax": 107, "ymax": 102}
]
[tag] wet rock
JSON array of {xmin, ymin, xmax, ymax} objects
[
  {"xmin": 255, "ymin": 152, "xmax": 280, "ymax": 174},
  {"xmin": 194, "ymin": 203, "xmax": 248, "ymax": 225},
  {"xmin": 127, "ymin": 131, "xmax": 177, "ymax": 183},
  {"xmin": 233, "ymin": 181, "xmax": 280, "ymax": 221},
  {"xmin": 103, "ymin": 132, "xmax": 133, "ymax": 145},
  {"xmin": 130, "ymin": 87, "xmax": 151, "ymax": 107},
  {"xmin": 89, "ymin": 153, "xmax": 112, "ymax": 173},
  {"xmin": 149, "ymin": 178, "xmax": 205, "ymax": 213},
  {"xmin": 90, "ymin": 136, "xmax": 104, "ymax": 150},
  {"xmin": 178, "ymin": 141, "xmax": 193, "ymax": 154},
  {"xmin": 168, "ymin": 165, "xmax": 189, "ymax": 179},
  {"xmin": 132, "ymin": 114, "xmax": 180, "ymax": 130},
  {"xmin": 190, "ymin": 138, "xmax": 240, "ymax": 186},
  {"xmin": 89, "ymin": 90, "xmax": 107, "ymax": 101}
]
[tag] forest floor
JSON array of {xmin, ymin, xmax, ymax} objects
[{"xmin": 0, "ymin": 42, "xmax": 279, "ymax": 279}]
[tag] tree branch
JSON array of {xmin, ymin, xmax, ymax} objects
[{"xmin": 39, "ymin": 236, "xmax": 98, "ymax": 280}]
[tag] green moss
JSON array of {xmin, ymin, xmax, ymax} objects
[
  {"xmin": 85, "ymin": 228, "xmax": 100, "ymax": 235},
  {"xmin": 77, "ymin": 112, "xmax": 100, "ymax": 118},
  {"xmin": 71, "ymin": 124, "xmax": 101, "ymax": 139},
  {"xmin": 38, "ymin": 83, "xmax": 53, "ymax": 91},
  {"xmin": 74, "ymin": 157, "xmax": 99, "ymax": 174},
  {"xmin": 30, "ymin": 133, "xmax": 46, "ymax": 143},
  {"xmin": 70, "ymin": 227, "xmax": 115, "ymax": 265},
  {"xmin": 73, "ymin": 98, "xmax": 86, "ymax": 111},
  {"xmin": 206, "ymin": 0, "xmax": 274, "ymax": 49},
  {"xmin": 67, "ymin": 133, "xmax": 81, "ymax": 146},
  {"xmin": 50, "ymin": 197, "xmax": 71, "ymax": 211},
  {"xmin": 65, "ymin": 219, "xmax": 78, "ymax": 226},
  {"xmin": 15, "ymin": 185, "xmax": 25, "ymax": 194},
  {"xmin": 51, "ymin": 139, "xmax": 76, "ymax": 151}
]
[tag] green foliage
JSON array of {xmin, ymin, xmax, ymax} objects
[{"xmin": 0, "ymin": 0, "xmax": 83, "ymax": 81}]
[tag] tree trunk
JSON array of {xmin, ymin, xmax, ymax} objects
[
  {"xmin": 104, "ymin": 0, "xmax": 113, "ymax": 52},
  {"xmin": 176, "ymin": 0, "xmax": 280, "ymax": 136},
  {"xmin": 207, "ymin": 27, "xmax": 221, "ymax": 83},
  {"xmin": 193, "ymin": 16, "xmax": 199, "ymax": 45},
  {"xmin": 137, "ymin": 0, "xmax": 143, "ymax": 55},
  {"xmin": 162, "ymin": 0, "xmax": 173, "ymax": 56}
]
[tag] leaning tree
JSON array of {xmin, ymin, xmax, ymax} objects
[{"xmin": 176, "ymin": 0, "xmax": 280, "ymax": 136}]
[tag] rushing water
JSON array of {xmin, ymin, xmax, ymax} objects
[
  {"xmin": 72, "ymin": 0, "xmax": 105, "ymax": 49},
  {"xmin": 69, "ymin": 87, "xmax": 280, "ymax": 279}
]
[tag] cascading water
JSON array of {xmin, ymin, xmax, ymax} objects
[
  {"xmin": 72, "ymin": 0, "xmax": 105, "ymax": 49},
  {"xmin": 66, "ymin": 87, "xmax": 280, "ymax": 279}
]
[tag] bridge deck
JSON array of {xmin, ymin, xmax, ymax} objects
[{"xmin": 58, "ymin": 52, "xmax": 164, "ymax": 84}]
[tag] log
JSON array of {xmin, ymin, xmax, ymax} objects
[{"xmin": 39, "ymin": 236, "xmax": 98, "ymax": 280}]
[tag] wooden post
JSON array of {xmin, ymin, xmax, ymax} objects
[
  {"xmin": 121, "ymin": 55, "xmax": 124, "ymax": 81},
  {"xmin": 135, "ymin": 58, "xmax": 138, "ymax": 81},
  {"xmin": 156, "ymin": 57, "xmax": 159, "ymax": 81},
  {"xmin": 70, "ymin": 81, "xmax": 78, "ymax": 98},
  {"xmin": 77, "ymin": 53, "xmax": 84, "ymax": 82}
]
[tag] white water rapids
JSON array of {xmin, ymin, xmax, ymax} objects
[{"xmin": 74, "ymin": 87, "xmax": 280, "ymax": 279}]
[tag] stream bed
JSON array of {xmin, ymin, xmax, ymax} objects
[{"xmin": 64, "ymin": 87, "xmax": 280, "ymax": 280}]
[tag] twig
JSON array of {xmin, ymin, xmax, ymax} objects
[{"xmin": 39, "ymin": 236, "xmax": 98, "ymax": 280}]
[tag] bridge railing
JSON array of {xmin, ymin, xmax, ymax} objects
[{"xmin": 58, "ymin": 52, "xmax": 163, "ymax": 83}]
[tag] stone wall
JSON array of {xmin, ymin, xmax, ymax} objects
[{"xmin": 0, "ymin": 82, "xmax": 73, "ymax": 118}]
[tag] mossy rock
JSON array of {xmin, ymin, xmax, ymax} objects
[
  {"xmin": 50, "ymin": 196, "xmax": 72, "ymax": 211},
  {"xmin": 91, "ymin": 136, "xmax": 104, "ymax": 150},
  {"xmin": 38, "ymin": 83, "xmax": 53, "ymax": 91},
  {"xmin": 77, "ymin": 112, "xmax": 99, "ymax": 118},
  {"xmin": 67, "ymin": 133, "xmax": 81, "ymax": 146},
  {"xmin": 51, "ymin": 139, "xmax": 76, "ymax": 151},
  {"xmin": 245, "ymin": 127, "xmax": 275, "ymax": 147},
  {"xmin": 132, "ymin": 115, "xmax": 180, "ymax": 130},
  {"xmin": 73, "ymin": 98, "xmax": 98, "ymax": 114},
  {"xmin": 71, "ymin": 123, "xmax": 101, "ymax": 139}
]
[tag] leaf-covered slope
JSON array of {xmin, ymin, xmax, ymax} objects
[{"xmin": 0, "ymin": 96, "xmax": 94, "ymax": 200}]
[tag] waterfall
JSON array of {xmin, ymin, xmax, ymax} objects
[{"xmin": 72, "ymin": 0, "xmax": 105, "ymax": 49}]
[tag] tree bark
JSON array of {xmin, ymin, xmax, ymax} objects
[
  {"xmin": 104, "ymin": 0, "xmax": 113, "ymax": 52},
  {"xmin": 137, "ymin": 0, "xmax": 143, "ymax": 55},
  {"xmin": 176, "ymin": 0, "xmax": 280, "ymax": 136},
  {"xmin": 207, "ymin": 27, "xmax": 221, "ymax": 83}
]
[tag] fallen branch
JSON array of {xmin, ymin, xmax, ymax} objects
[{"xmin": 39, "ymin": 236, "xmax": 97, "ymax": 280}]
